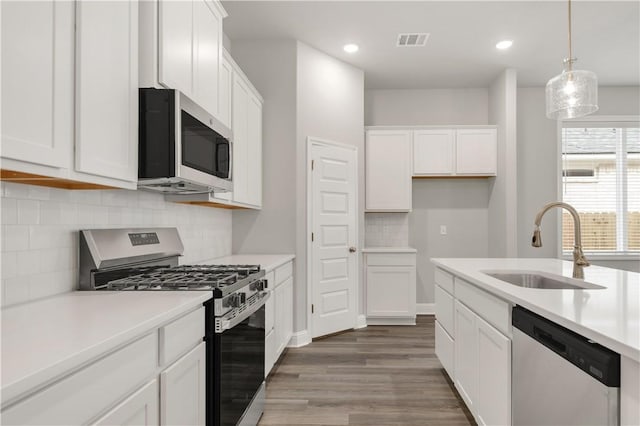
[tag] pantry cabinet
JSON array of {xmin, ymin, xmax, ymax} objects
[
  {"xmin": 364, "ymin": 251, "xmax": 416, "ymax": 325},
  {"xmin": 365, "ymin": 130, "xmax": 412, "ymax": 212},
  {"xmin": 1, "ymin": 0, "xmax": 138, "ymax": 189},
  {"xmin": 413, "ymin": 127, "xmax": 497, "ymax": 176}
]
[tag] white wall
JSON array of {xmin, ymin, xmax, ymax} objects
[
  {"xmin": 228, "ymin": 40, "xmax": 298, "ymax": 255},
  {"xmin": 295, "ymin": 42, "xmax": 365, "ymax": 333},
  {"xmin": 517, "ymin": 86, "xmax": 640, "ymax": 272},
  {"xmin": 230, "ymin": 40, "xmax": 364, "ymax": 334},
  {"xmin": 0, "ymin": 182, "xmax": 232, "ymax": 307},
  {"xmin": 488, "ymin": 69, "xmax": 518, "ymax": 257},
  {"xmin": 365, "ymin": 89, "xmax": 488, "ymax": 125},
  {"xmin": 364, "ymin": 88, "xmax": 491, "ymax": 304}
]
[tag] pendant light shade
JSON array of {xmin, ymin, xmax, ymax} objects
[
  {"xmin": 545, "ymin": 0, "xmax": 598, "ymax": 120},
  {"xmin": 546, "ymin": 67, "xmax": 598, "ymax": 119}
]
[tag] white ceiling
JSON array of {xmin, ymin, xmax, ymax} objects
[{"xmin": 221, "ymin": 1, "xmax": 640, "ymax": 89}]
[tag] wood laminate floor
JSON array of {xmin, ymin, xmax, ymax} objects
[{"xmin": 259, "ymin": 316, "xmax": 475, "ymax": 426}]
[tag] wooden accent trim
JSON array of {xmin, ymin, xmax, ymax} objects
[
  {"xmin": 173, "ymin": 201, "xmax": 249, "ymax": 210},
  {"xmin": 412, "ymin": 175, "xmax": 494, "ymax": 179},
  {"xmin": 1, "ymin": 169, "xmax": 117, "ymax": 190}
]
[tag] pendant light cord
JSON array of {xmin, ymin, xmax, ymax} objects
[{"xmin": 567, "ymin": 0, "xmax": 573, "ymax": 71}]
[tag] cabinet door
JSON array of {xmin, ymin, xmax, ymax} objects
[
  {"xmin": 365, "ymin": 130, "xmax": 412, "ymax": 211},
  {"xmin": 283, "ymin": 276, "xmax": 294, "ymax": 348},
  {"xmin": 93, "ymin": 379, "xmax": 159, "ymax": 426},
  {"xmin": 158, "ymin": 0, "xmax": 193, "ymax": 96},
  {"xmin": 435, "ymin": 320, "xmax": 455, "ymax": 379},
  {"xmin": 160, "ymin": 342, "xmax": 206, "ymax": 426},
  {"xmin": 1, "ymin": 1, "xmax": 73, "ymax": 168},
  {"xmin": 366, "ymin": 266, "xmax": 415, "ymax": 317},
  {"xmin": 413, "ymin": 129, "xmax": 455, "ymax": 175},
  {"xmin": 232, "ymin": 74, "xmax": 250, "ymax": 204},
  {"xmin": 454, "ymin": 300, "xmax": 477, "ymax": 412},
  {"xmin": 455, "ymin": 129, "xmax": 497, "ymax": 175},
  {"xmin": 274, "ymin": 281, "xmax": 286, "ymax": 356},
  {"xmin": 265, "ymin": 328, "xmax": 276, "ymax": 378},
  {"xmin": 246, "ymin": 94, "xmax": 263, "ymax": 207},
  {"xmin": 476, "ymin": 316, "xmax": 511, "ymax": 426},
  {"xmin": 75, "ymin": 0, "xmax": 138, "ymax": 183},
  {"xmin": 193, "ymin": 0, "xmax": 221, "ymax": 116},
  {"xmin": 218, "ymin": 52, "xmax": 233, "ymax": 128}
]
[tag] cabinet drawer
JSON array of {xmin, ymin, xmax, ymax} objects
[
  {"xmin": 435, "ymin": 284, "xmax": 455, "ymax": 336},
  {"xmin": 159, "ymin": 307, "xmax": 205, "ymax": 367},
  {"xmin": 455, "ymin": 278, "xmax": 510, "ymax": 335},
  {"xmin": 435, "ymin": 320, "xmax": 454, "ymax": 379},
  {"xmin": 2, "ymin": 333, "xmax": 157, "ymax": 425},
  {"xmin": 435, "ymin": 268, "xmax": 454, "ymax": 294},
  {"xmin": 365, "ymin": 253, "xmax": 416, "ymax": 267},
  {"xmin": 274, "ymin": 261, "xmax": 293, "ymax": 286}
]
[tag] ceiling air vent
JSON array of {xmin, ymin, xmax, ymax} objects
[{"xmin": 397, "ymin": 33, "xmax": 430, "ymax": 47}]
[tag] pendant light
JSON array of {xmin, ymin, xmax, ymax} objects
[{"xmin": 545, "ymin": 0, "xmax": 598, "ymax": 120}]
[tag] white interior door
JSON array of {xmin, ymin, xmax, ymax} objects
[{"xmin": 310, "ymin": 140, "xmax": 358, "ymax": 338}]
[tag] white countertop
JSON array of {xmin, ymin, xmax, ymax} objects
[
  {"xmin": 431, "ymin": 258, "xmax": 640, "ymax": 361},
  {"xmin": 363, "ymin": 247, "xmax": 417, "ymax": 253},
  {"xmin": 202, "ymin": 254, "xmax": 295, "ymax": 272},
  {"xmin": 1, "ymin": 291, "xmax": 211, "ymax": 406}
]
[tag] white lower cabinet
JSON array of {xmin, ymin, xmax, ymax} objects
[
  {"xmin": 160, "ymin": 342, "xmax": 206, "ymax": 426},
  {"xmin": 265, "ymin": 261, "xmax": 294, "ymax": 377},
  {"xmin": 364, "ymin": 252, "xmax": 416, "ymax": 325},
  {"xmin": 93, "ymin": 379, "xmax": 159, "ymax": 426},
  {"xmin": 435, "ymin": 268, "xmax": 512, "ymax": 426},
  {"xmin": 1, "ymin": 307, "xmax": 206, "ymax": 426},
  {"xmin": 454, "ymin": 300, "xmax": 511, "ymax": 426}
]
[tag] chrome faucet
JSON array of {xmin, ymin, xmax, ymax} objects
[{"xmin": 532, "ymin": 201, "xmax": 590, "ymax": 279}]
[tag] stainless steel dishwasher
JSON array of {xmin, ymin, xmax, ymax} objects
[{"xmin": 512, "ymin": 306, "xmax": 620, "ymax": 426}]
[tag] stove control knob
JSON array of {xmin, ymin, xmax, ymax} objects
[
  {"xmin": 224, "ymin": 294, "xmax": 240, "ymax": 308},
  {"xmin": 250, "ymin": 280, "xmax": 265, "ymax": 292},
  {"xmin": 239, "ymin": 292, "xmax": 246, "ymax": 304}
]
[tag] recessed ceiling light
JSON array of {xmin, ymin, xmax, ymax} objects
[
  {"xmin": 343, "ymin": 44, "xmax": 359, "ymax": 53},
  {"xmin": 496, "ymin": 40, "xmax": 513, "ymax": 50}
]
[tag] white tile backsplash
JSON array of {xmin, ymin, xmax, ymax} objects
[
  {"xmin": 365, "ymin": 213, "xmax": 410, "ymax": 247},
  {"xmin": 0, "ymin": 182, "xmax": 232, "ymax": 307}
]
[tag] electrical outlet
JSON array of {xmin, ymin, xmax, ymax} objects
[{"xmin": 440, "ymin": 225, "xmax": 447, "ymax": 235}]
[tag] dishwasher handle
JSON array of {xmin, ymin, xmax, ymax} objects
[{"xmin": 534, "ymin": 326, "xmax": 567, "ymax": 355}]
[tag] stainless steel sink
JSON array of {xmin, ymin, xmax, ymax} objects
[{"xmin": 482, "ymin": 271, "xmax": 605, "ymax": 290}]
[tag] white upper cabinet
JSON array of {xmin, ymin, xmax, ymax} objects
[
  {"xmin": 1, "ymin": 1, "xmax": 74, "ymax": 169},
  {"xmin": 365, "ymin": 130, "xmax": 412, "ymax": 212},
  {"xmin": 412, "ymin": 127, "xmax": 497, "ymax": 177},
  {"xmin": 218, "ymin": 51, "xmax": 233, "ymax": 129},
  {"xmin": 158, "ymin": 0, "xmax": 193, "ymax": 95},
  {"xmin": 232, "ymin": 73, "xmax": 250, "ymax": 204},
  {"xmin": 413, "ymin": 129, "xmax": 455, "ymax": 175},
  {"xmin": 456, "ymin": 128, "xmax": 497, "ymax": 175},
  {"xmin": 153, "ymin": 0, "xmax": 226, "ymax": 119},
  {"xmin": 246, "ymin": 94, "xmax": 263, "ymax": 207},
  {"xmin": 1, "ymin": 1, "xmax": 137, "ymax": 189},
  {"xmin": 75, "ymin": 0, "xmax": 138, "ymax": 183}
]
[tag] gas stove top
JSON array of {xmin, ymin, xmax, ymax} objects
[{"xmin": 106, "ymin": 264, "xmax": 263, "ymax": 293}]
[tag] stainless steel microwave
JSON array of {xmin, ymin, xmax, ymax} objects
[{"xmin": 138, "ymin": 89, "xmax": 232, "ymax": 194}]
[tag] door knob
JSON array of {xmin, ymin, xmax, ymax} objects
[{"xmin": 349, "ymin": 247, "xmax": 357, "ymax": 253}]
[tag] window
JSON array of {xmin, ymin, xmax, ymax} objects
[{"xmin": 561, "ymin": 118, "xmax": 640, "ymax": 255}]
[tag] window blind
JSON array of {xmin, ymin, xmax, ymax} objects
[{"xmin": 561, "ymin": 124, "xmax": 640, "ymax": 253}]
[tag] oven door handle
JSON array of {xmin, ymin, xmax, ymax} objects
[{"xmin": 217, "ymin": 292, "xmax": 270, "ymax": 333}]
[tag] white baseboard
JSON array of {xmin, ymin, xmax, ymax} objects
[
  {"xmin": 417, "ymin": 303, "xmax": 435, "ymax": 315},
  {"xmin": 287, "ymin": 329, "xmax": 311, "ymax": 348},
  {"xmin": 367, "ymin": 317, "xmax": 416, "ymax": 326},
  {"xmin": 355, "ymin": 314, "xmax": 367, "ymax": 329}
]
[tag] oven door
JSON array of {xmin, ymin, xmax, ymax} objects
[{"xmin": 209, "ymin": 297, "xmax": 267, "ymax": 426}]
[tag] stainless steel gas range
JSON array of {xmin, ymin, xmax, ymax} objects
[{"xmin": 79, "ymin": 227, "xmax": 268, "ymax": 426}]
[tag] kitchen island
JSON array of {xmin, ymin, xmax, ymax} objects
[{"xmin": 431, "ymin": 258, "xmax": 639, "ymax": 426}]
